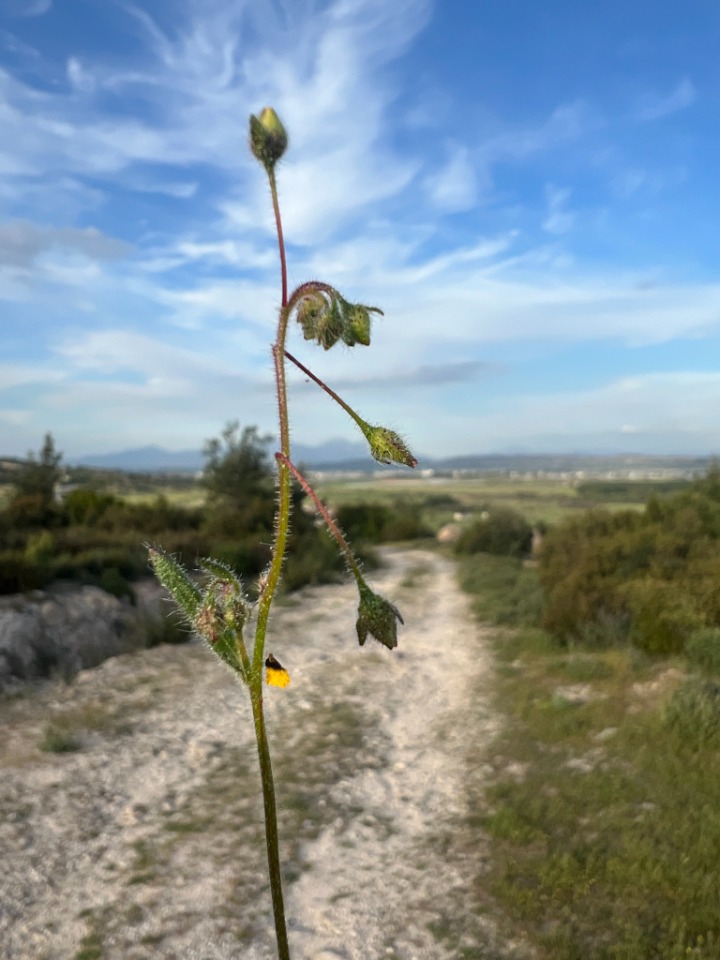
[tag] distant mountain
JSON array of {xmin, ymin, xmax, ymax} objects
[
  {"xmin": 68, "ymin": 444, "xmax": 713, "ymax": 476},
  {"xmin": 72, "ymin": 438, "xmax": 372, "ymax": 473},
  {"xmin": 292, "ymin": 438, "xmax": 369, "ymax": 466},
  {"xmin": 74, "ymin": 445, "xmax": 204, "ymax": 472}
]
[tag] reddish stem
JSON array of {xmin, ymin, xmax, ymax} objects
[{"xmin": 274, "ymin": 452, "xmax": 363, "ymax": 582}]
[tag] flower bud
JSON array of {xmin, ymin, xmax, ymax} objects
[
  {"xmin": 356, "ymin": 583, "xmax": 403, "ymax": 650},
  {"xmin": 360, "ymin": 424, "xmax": 418, "ymax": 468},
  {"xmin": 296, "ymin": 291, "xmax": 328, "ymax": 342},
  {"xmin": 249, "ymin": 107, "xmax": 288, "ymax": 171},
  {"xmin": 342, "ymin": 303, "xmax": 372, "ymax": 347},
  {"xmin": 316, "ymin": 297, "xmax": 344, "ymax": 350}
]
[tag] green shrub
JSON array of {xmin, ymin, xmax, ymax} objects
[
  {"xmin": 456, "ymin": 507, "xmax": 533, "ymax": 559},
  {"xmin": 0, "ymin": 549, "xmax": 50, "ymax": 592},
  {"xmin": 383, "ymin": 504, "xmax": 432, "ymax": 541},
  {"xmin": 686, "ymin": 627, "xmax": 720, "ymax": 676},
  {"xmin": 622, "ymin": 577, "xmax": 706, "ymax": 655},
  {"xmin": 3, "ymin": 494, "xmax": 60, "ymax": 529},
  {"xmin": 24, "ymin": 529, "xmax": 55, "ymax": 564},
  {"xmin": 62, "ymin": 488, "xmax": 118, "ymax": 525},
  {"xmin": 665, "ymin": 678, "xmax": 720, "ymax": 748},
  {"xmin": 51, "ymin": 546, "xmax": 147, "ymax": 584},
  {"xmin": 335, "ymin": 503, "xmax": 391, "ymax": 543}
]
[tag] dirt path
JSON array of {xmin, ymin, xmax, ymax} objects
[{"xmin": 0, "ymin": 548, "xmax": 530, "ymax": 960}]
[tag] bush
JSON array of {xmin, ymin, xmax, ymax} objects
[
  {"xmin": 622, "ymin": 577, "xmax": 707, "ymax": 655},
  {"xmin": 665, "ymin": 678, "xmax": 720, "ymax": 748},
  {"xmin": 686, "ymin": 627, "xmax": 720, "ymax": 676},
  {"xmin": 62, "ymin": 488, "xmax": 117, "ymax": 525},
  {"xmin": 455, "ymin": 507, "xmax": 533, "ymax": 559},
  {"xmin": 382, "ymin": 504, "xmax": 432, "ymax": 542},
  {"xmin": 335, "ymin": 501, "xmax": 431, "ymax": 544},
  {"xmin": 0, "ymin": 549, "xmax": 50, "ymax": 592},
  {"xmin": 3, "ymin": 494, "xmax": 60, "ymax": 529},
  {"xmin": 538, "ymin": 481, "xmax": 720, "ymax": 649},
  {"xmin": 335, "ymin": 503, "xmax": 390, "ymax": 543},
  {"xmin": 51, "ymin": 547, "xmax": 147, "ymax": 584},
  {"xmin": 24, "ymin": 529, "xmax": 55, "ymax": 565}
]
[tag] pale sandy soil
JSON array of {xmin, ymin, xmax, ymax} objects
[{"xmin": 0, "ymin": 548, "xmax": 533, "ymax": 960}]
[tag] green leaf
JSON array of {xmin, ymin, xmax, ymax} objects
[{"xmin": 147, "ymin": 546, "xmax": 201, "ymax": 623}]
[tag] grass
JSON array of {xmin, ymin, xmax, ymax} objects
[
  {"xmin": 38, "ymin": 699, "xmax": 137, "ymax": 753},
  {"xmin": 457, "ymin": 553, "xmax": 545, "ymax": 627},
  {"xmin": 458, "ymin": 552, "xmax": 720, "ymax": 959}
]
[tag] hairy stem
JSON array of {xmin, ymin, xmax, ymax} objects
[
  {"xmin": 275, "ymin": 452, "xmax": 364, "ymax": 584},
  {"xmin": 251, "ymin": 689, "xmax": 290, "ymax": 960},
  {"xmin": 251, "ymin": 166, "xmax": 292, "ymax": 960},
  {"xmin": 284, "ymin": 350, "xmax": 367, "ymax": 432}
]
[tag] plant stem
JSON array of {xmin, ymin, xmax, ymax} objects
[
  {"xmin": 275, "ymin": 452, "xmax": 364, "ymax": 585},
  {"xmin": 285, "ymin": 349, "xmax": 367, "ymax": 432},
  {"xmin": 250, "ymin": 165, "xmax": 292, "ymax": 960},
  {"xmin": 251, "ymin": 689, "xmax": 290, "ymax": 960}
]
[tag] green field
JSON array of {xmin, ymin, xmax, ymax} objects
[{"xmin": 316, "ymin": 473, "xmax": 646, "ymax": 530}]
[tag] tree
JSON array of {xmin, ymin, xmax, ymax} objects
[
  {"xmin": 202, "ymin": 422, "xmax": 272, "ymax": 511},
  {"xmin": 13, "ymin": 433, "xmax": 63, "ymax": 507}
]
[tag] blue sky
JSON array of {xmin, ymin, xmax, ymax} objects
[{"xmin": 1, "ymin": 0, "xmax": 720, "ymax": 460}]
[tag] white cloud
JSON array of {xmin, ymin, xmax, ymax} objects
[
  {"xmin": 424, "ymin": 144, "xmax": 478, "ymax": 212},
  {"xmin": 542, "ymin": 184, "xmax": 575, "ymax": 234},
  {"xmin": 5, "ymin": 0, "xmax": 52, "ymax": 17},
  {"xmin": 473, "ymin": 371, "xmax": 720, "ymax": 451},
  {"xmin": 352, "ymin": 370, "xmax": 720, "ymax": 458},
  {"xmin": 635, "ymin": 78, "xmax": 697, "ymax": 121},
  {"xmin": 0, "ymin": 221, "xmax": 128, "ymax": 270},
  {"xmin": 66, "ymin": 57, "xmax": 95, "ymax": 94}
]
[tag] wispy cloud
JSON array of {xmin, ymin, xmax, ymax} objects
[
  {"xmin": 424, "ymin": 145, "xmax": 478, "ymax": 212},
  {"xmin": 0, "ymin": 221, "xmax": 128, "ymax": 270},
  {"xmin": 542, "ymin": 184, "xmax": 575, "ymax": 235},
  {"xmin": 634, "ymin": 78, "xmax": 697, "ymax": 121},
  {"xmin": 4, "ymin": 0, "xmax": 52, "ymax": 17}
]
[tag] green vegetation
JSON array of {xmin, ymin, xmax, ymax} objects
[
  {"xmin": 457, "ymin": 554, "xmax": 544, "ymax": 627},
  {"xmin": 0, "ymin": 426, "xmax": 352, "ymax": 598},
  {"xmin": 455, "ymin": 505, "xmax": 533, "ymax": 558},
  {"xmin": 319, "ymin": 475, "xmax": 586, "ymax": 529},
  {"xmin": 458, "ymin": 551, "xmax": 720, "ymax": 960},
  {"xmin": 539, "ymin": 467, "xmax": 720, "ymax": 654},
  {"xmin": 577, "ymin": 477, "xmax": 692, "ymax": 503}
]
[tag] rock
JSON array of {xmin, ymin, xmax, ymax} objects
[
  {"xmin": 0, "ymin": 579, "xmax": 173, "ymax": 691},
  {"xmin": 436, "ymin": 522, "xmax": 462, "ymax": 544}
]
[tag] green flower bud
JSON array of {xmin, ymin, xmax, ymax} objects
[
  {"xmin": 296, "ymin": 291, "xmax": 328, "ymax": 342},
  {"xmin": 195, "ymin": 587, "xmax": 244, "ymax": 677},
  {"xmin": 356, "ymin": 583, "xmax": 403, "ymax": 650},
  {"xmin": 199, "ymin": 558, "xmax": 249, "ymax": 631},
  {"xmin": 342, "ymin": 303, "xmax": 372, "ymax": 347},
  {"xmin": 249, "ymin": 107, "xmax": 288, "ymax": 171},
  {"xmin": 360, "ymin": 424, "xmax": 418, "ymax": 468},
  {"xmin": 315, "ymin": 297, "xmax": 344, "ymax": 350}
]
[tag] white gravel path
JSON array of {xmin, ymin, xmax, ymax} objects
[{"xmin": 0, "ymin": 549, "xmax": 532, "ymax": 960}]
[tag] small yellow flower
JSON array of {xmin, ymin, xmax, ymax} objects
[{"xmin": 265, "ymin": 653, "xmax": 291, "ymax": 688}]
